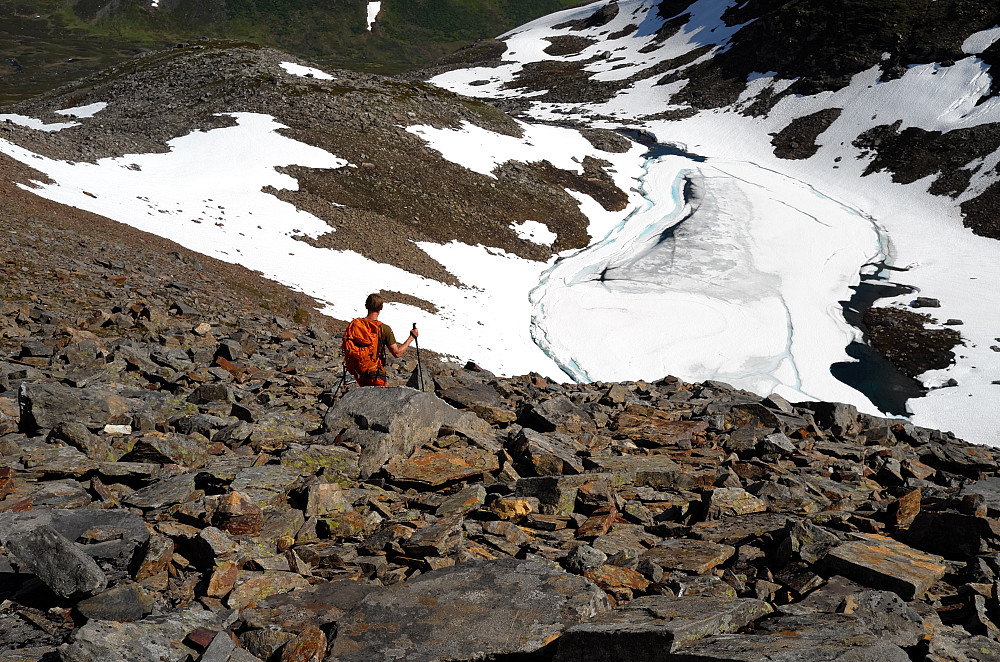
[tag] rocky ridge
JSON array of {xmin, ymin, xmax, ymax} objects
[{"xmin": 4, "ymin": 161, "xmax": 1000, "ymax": 661}]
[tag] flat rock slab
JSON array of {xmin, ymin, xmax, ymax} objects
[
  {"xmin": 386, "ymin": 446, "xmax": 498, "ymax": 486},
  {"xmin": 18, "ymin": 383, "xmax": 146, "ymax": 432},
  {"xmin": 584, "ymin": 454, "xmax": 682, "ymax": 483},
  {"xmin": 554, "ymin": 596, "xmax": 773, "ymax": 660},
  {"xmin": 241, "ymin": 580, "xmax": 376, "ymax": 633},
  {"xmin": 280, "ymin": 444, "xmax": 360, "ymax": 486},
  {"xmin": 690, "ymin": 512, "xmax": 792, "ymax": 546},
  {"xmin": 61, "ymin": 607, "xmax": 236, "ymax": 662},
  {"xmin": 670, "ymin": 632, "xmax": 910, "ymax": 661},
  {"xmin": 825, "ymin": 533, "xmax": 946, "ymax": 600},
  {"xmin": 230, "ymin": 465, "xmax": 303, "ymax": 508},
  {"xmin": 328, "ymin": 558, "xmax": 609, "ymax": 661},
  {"xmin": 642, "ymin": 539, "xmax": 736, "ymax": 574},
  {"xmin": 123, "ymin": 472, "xmax": 198, "ymax": 510},
  {"xmin": 0, "ymin": 508, "xmax": 148, "ymax": 564}
]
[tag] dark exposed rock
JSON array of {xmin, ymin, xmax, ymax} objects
[
  {"xmin": 2, "ymin": 523, "xmax": 108, "ymax": 598},
  {"xmin": 328, "ymin": 558, "xmax": 610, "ymax": 661},
  {"xmin": 555, "ymin": 596, "xmax": 773, "ymax": 659},
  {"xmin": 322, "ymin": 386, "xmax": 488, "ymax": 478},
  {"xmin": 18, "ymin": 383, "xmax": 148, "ymax": 433}
]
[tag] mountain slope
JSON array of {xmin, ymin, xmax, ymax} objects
[
  {"xmin": 3, "ymin": 1, "xmax": 1000, "ymax": 446},
  {"xmin": 0, "ymin": 0, "xmax": 582, "ymax": 105},
  {"xmin": 0, "ymin": 42, "xmax": 642, "ymax": 381}
]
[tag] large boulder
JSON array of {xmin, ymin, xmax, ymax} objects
[
  {"xmin": 327, "ymin": 558, "xmax": 610, "ymax": 661},
  {"xmin": 322, "ymin": 386, "xmax": 489, "ymax": 478},
  {"xmin": 18, "ymin": 383, "xmax": 150, "ymax": 433},
  {"xmin": 60, "ymin": 607, "xmax": 237, "ymax": 662},
  {"xmin": 2, "ymin": 524, "xmax": 108, "ymax": 598},
  {"xmin": 554, "ymin": 596, "xmax": 773, "ymax": 659},
  {"xmin": 0, "ymin": 508, "xmax": 149, "ymax": 578}
]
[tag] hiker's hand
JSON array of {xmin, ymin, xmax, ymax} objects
[{"xmin": 410, "ymin": 328, "xmax": 419, "ymax": 340}]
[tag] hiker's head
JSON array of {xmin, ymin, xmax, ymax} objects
[{"xmin": 365, "ymin": 293, "xmax": 385, "ymax": 313}]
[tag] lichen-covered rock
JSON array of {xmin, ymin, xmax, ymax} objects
[
  {"xmin": 2, "ymin": 523, "xmax": 107, "ymax": 598},
  {"xmin": 60, "ymin": 607, "xmax": 237, "ymax": 662},
  {"xmin": 328, "ymin": 558, "xmax": 610, "ymax": 661},
  {"xmin": 322, "ymin": 386, "xmax": 488, "ymax": 477}
]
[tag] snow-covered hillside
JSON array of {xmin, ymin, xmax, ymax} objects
[
  {"xmin": 424, "ymin": 0, "xmax": 1000, "ymax": 445},
  {"xmin": 2, "ymin": 0, "xmax": 1000, "ymax": 446}
]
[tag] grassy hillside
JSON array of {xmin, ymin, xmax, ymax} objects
[{"xmin": 0, "ymin": 0, "xmax": 580, "ymax": 105}]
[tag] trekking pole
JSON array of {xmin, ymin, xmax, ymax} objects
[
  {"xmin": 331, "ymin": 363, "xmax": 349, "ymax": 404},
  {"xmin": 412, "ymin": 323, "xmax": 424, "ymax": 391}
]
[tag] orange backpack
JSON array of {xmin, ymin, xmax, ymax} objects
[{"xmin": 342, "ymin": 319, "xmax": 384, "ymax": 379}]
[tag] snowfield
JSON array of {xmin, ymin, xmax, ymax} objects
[
  {"xmin": 2, "ymin": 0, "xmax": 1000, "ymax": 446},
  {"xmin": 429, "ymin": 0, "xmax": 1000, "ymax": 446}
]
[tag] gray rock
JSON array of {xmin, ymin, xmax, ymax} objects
[
  {"xmin": 0, "ymin": 508, "xmax": 148, "ymax": 567},
  {"xmin": 18, "ymin": 383, "xmax": 149, "ymax": 432},
  {"xmin": 554, "ymin": 596, "xmax": 773, "ymax": 659},
  {"xmin": 200, "ymin": 630, "xmax": 237, "ymax": 662},
  {"xmin": 927, "ymin": 623, "xmax": 1000, "ymax": 661},
  {"xmin": 509, "ymin": 428, "xmax": 585, "ymax": 476},
  {"xmin": 3, "ymin": 524, "xmax": 107, "ymax": 598},
  {"xmin": 123, "ymin": 472, "xmax": 199, "ymax": 509},
  {"xmin": 60, "ymin": 607, "xmax": 237, "ymax": 662},
  {"xmin": 801, "ymin": 402, "xmax": 859, "ymax": 438},
  {"xmin": 76, "ymin": 584, "xmax": 154, "ymax": 622},
  {"xmin": 229, "ymin": 465, "xmax": 302, "ymax": 508},
  {"xmin": 755, "ymin": 610, "xmax": 923, "ymax": 656},
  {"xmin": 563, "ymin": 544, "xmax": 608, "ymax": 573},
  {"xmin": 761, "ymin": 432, "xmax": 796, "ymax": 455},
  {"xmin": 674, "ymin": 632, "xmax": 910, "ymax": 661},
  {"xmin": 187, "ymin": 383, "xmax": 234, "ymax": 404},
  {"xmin": 241, "ymin": 579, "xmax": 376, "ymax": 633},
  {"xmin": 848, "ymin": 590, "xmax": 927, "ymax": 648},
  {"xmin": 327, "ymin": 558, "xmax": 609, "ymax": 661},
  {"xmin": 322, "ymin": 386, "xmax": 488, "ymax": 478},
  {"xmin": 523, "ymin": 395, "xmax": 596, "ymax": 434}
]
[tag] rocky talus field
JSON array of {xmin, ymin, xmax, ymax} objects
[{"xmin": 4, "ymin": 146, "xmax": 1000, "ymax": 662}]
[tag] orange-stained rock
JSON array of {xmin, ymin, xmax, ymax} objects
[
  {"xmin": 890, "ymin": 488, "xmax": 922, "ymax": 528},
  {"xmin": 278, "ymin": 625, "xmax": 326, "ymax": 662},
  {"xmin": 491, "ymin": 498, "xmax": 536, "ymax": 520},
  {"xmin": 584, "ymin": 564, "xmax": 651, "ymax": 603},
  {"xmin": 213, "ymin": 491, "xmax": 263, "ymax": 536},
  {"xmin": 825, "ymin": 533, "xmax": 945, "ymax": 600},
  {"xmin": 642, "ymin": 539, "xmax": 736, "ymax": 575},
  {"xmin": 386, "ymin": 447, "xmax": 499, "ymax": 486},
  {"xmin": 133, "ymin": 534, "xmax": 174, "ymax": 582},
  {"xmin": 206, "ymin": 559, "xmax": 240, "ymax": 598},
  {"xmin": 576, "ymin": 508, "xmax": 618, "ymax": 539}
]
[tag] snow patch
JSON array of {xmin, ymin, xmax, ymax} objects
[
  {"xmin": 56, "ymin": 102, "xmax": 108, "ymax": 118},
  {"xmin": 0, "ymin": 114, "xmax": 77, "ymax": 132},
  {"xmin": 367, "ymin": 1, "xmax": 381, "ymax": 31},
  {"xmin": 963, "ymin": 26, "xmax": 1000, "ymax": 54},
  {"xmin": 279, "ymin": 62, "xmax": 334, "ymax": 80},
  {"xmin": 511, "ymin": 220, "xmax": 557, "ymax": 246},
  {"xmin": 429, "ymin": 0, "xmax": 1000, "ymax": 446}
]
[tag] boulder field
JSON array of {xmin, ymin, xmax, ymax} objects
[{"xmin": 3, "ymin": 288, "xmax": 1000, "ymax": 661}]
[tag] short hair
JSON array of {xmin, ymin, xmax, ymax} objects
[{"xmin": 365, "ymin": 293, "xmax": 384, "ymax": 312}]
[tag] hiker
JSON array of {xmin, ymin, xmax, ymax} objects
[{"xmin": 341, "ymin": 293, "xmax": 418, "ymax": 387}]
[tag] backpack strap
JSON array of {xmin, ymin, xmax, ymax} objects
[{"xmin": 371, "ymin": 321, "xmax": 386, "ymax": 379}]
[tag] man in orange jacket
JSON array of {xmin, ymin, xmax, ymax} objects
[{"xmin": 343, "ymin": 293, "xmax": 419, "ymax": 386}]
